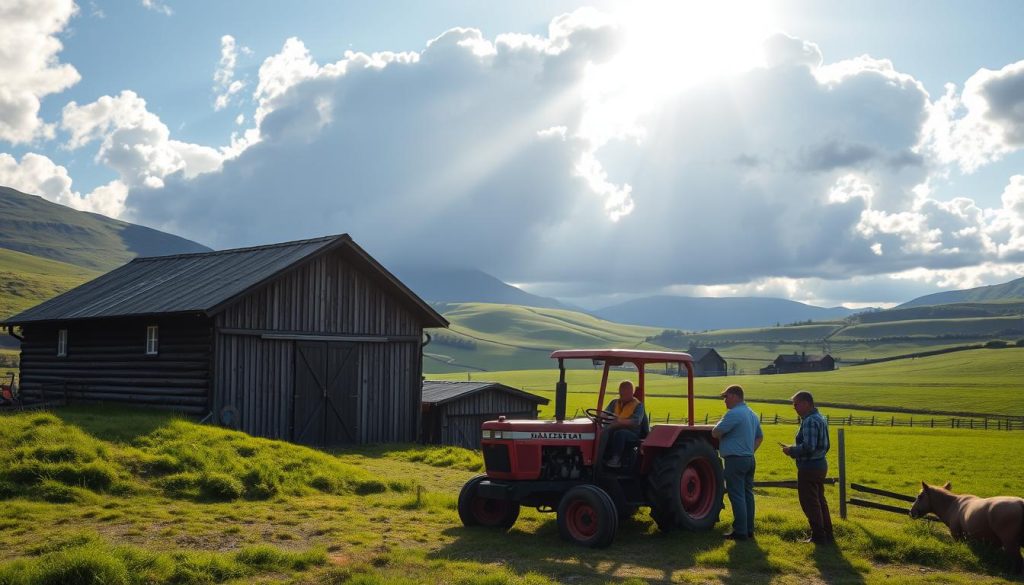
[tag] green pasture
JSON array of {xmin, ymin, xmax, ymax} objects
[
  {"xmin": 0, "ymin": 406, "xmax": 1022, "ymax": 584},
  {"xmin": 433, "ymin": 347, "xmax": 1024, "ymax": 417},
  {"xmin": 835, "ymin": 316, "xmax": 1024, "ymax": 341}
]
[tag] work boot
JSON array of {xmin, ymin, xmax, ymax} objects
[{"xmin": 723, "ymin": 531, "xmax": 748, "ymax": 541}]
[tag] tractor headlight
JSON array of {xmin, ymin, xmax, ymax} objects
[
  {"xmin": 481, "ymin": 430, "xmax": 492, "ymax": 439},
  {"xmin": 493, "ymin": 431, "xmax": 504, "ymax": 439}
]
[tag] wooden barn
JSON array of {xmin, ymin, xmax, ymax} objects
[
  {"xmin": 1, "ymin": 234, "xmax": 448, "ymax": 446},
  {"xmin": 421, "ymin": 380, "xmax": 548, "ymax": 449},
  {"xmin": 759, "ymin": 352, "xmax": 835, "ymax": 375}
]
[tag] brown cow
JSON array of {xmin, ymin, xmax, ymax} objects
[{"xmin": 910, "ymin": 481, "xmax": 1024, "ymax": 574}]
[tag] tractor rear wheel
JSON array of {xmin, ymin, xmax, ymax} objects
[
  {"xmin": 556, "ymin": 484, "xmax": 618, "ymax": 548},
  {"xmin": 458, "ymin": 475, "xmax": 520, "ymax": 530},
  {"xmin": 648, "ymin": 438, "xmax": 724, "ymax": 532}
]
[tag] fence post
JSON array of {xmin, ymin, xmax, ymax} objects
[
  {"xmin": 871, "ymin": 416, "xmax": 875, "ymax": 426},
  {"xmin": 838, "ymin": 428, "xmax": 847, "ymax": 520},
  {"xmin": 910, "ymin": 417, "xmax": 913, "ymax": 427},
  {"xmin": 775, "ymin": 414, "xmax": 779, "ymax": 424},
  {"xmin": 890, "ymin": 416, "xmax": 894, "ymax": 426}
]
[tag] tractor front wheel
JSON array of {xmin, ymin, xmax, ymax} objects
[
  {"xmin": 458, "ymin": 475, "xmax": 520, "ymax": 530},
  {"xmin": 648, "ymin": 438, "xmax": 724, "ymax": 532},
  {"xmin": 556, "ymin": 484, "xmax": 618, "ymax": 548}
]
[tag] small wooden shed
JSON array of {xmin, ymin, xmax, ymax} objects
[
  {"xmin": 421, "ymin": 380, "xmax": 549, "ymax": 448},
  {"xmin": 688, "ymin": 347, "xmax": 727, "ymax": 377},
  {"xmin": 2, "ymin": 234, "xmax": 448, "ymax": 446}
]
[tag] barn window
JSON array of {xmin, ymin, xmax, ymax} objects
[
  {"xmin": 146, "ymin": 325, "xmax": 159, "ymax": 355},
  {"xmin": 57, "ymin": 329, "xmax": 68, "ymax": 357}
]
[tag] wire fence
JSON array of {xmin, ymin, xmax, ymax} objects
[{"xmin": 572, "ymin": 409, "xmax": 1024, "ymax": 431}]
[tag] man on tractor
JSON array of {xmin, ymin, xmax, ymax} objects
[{"xmin": 602, "ymin": 380, "xmax": 645, "ymax": 468}]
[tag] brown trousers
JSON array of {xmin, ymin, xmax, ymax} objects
[{"xmin": 797, "ymin": 468, "xmax": 833, "ymax": 540}]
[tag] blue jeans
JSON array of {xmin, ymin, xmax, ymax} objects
[
  {"xmin": 606, "ymin": 428, "xmax": 639, "ymax": 459},
  {"xmin": 723, "ymin": 455, "xmax": 755, "ymax": 536}
]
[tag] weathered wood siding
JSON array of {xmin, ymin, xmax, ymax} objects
[
  {"xmin": 694, "ymin": 353, "xmax": 727, "ymax": 377},
  {"xmin": 17, "ymin": 316, "xmax": 211, "ymax": 413},
  {"xmin": 213, "ymin": 249, "xmax": 424, "ymax": 443},
  {"xmin": 428, "ymin": 389, "xmax": 542, "ymax": 448}
]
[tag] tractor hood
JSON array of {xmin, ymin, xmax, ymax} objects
[{"xmin": 481, "ymin": 417, "xmax": 596, "ymax": 438}]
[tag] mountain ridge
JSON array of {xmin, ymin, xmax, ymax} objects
[
  {"xmin": 0, "ymin": 186, "xmax": 211, "ymax": 272},
  {"xmin": 594, "ymin": 295, "xmax": 863, "ymax": 331}
]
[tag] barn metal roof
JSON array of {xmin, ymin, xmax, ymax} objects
[
  {"xmin": 2, "ymin": 234, "xmax": 448, "ymax": 328},
  {"xmin": 422, "ymin": 380, "xmax": 549, "ymax": 406}
]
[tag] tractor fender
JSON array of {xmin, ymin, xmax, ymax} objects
[
  {"xmin": 643, "ymin": 424, "xmax": 718, "ymax": 449},
  {"xmin": 640, "ymin": 424, "xmax": 719, "ymax": 474}
]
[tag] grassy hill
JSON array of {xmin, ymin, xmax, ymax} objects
[
  {"xmin": 0, "ymin": 186, "xmax": 209, "ymax": 272},
  {"xmin": 900, "ymin": 276, "xmax": 1024, "ymax": 308},
  {"xmin": 0, "ymin": 406, "xmax": 1022, "ymax": 584},
  {"xmin": 426, "ymin": 302, "xmax": 666, "ymax": 372},
  {"xmin": 434, "ymin": 347, "xmax": 1024, "ymax": 417},
  {"xmin": 424, "ymin": 301, "xmax": 1024, "ymax": 373},
  {"xmin": 0, "ymin": 248, "xmax": 100, "ymax": 321}
]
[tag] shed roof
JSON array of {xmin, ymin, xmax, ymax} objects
[
  {"xmin": 3, "ymin": 234, "xmax": 448, "ymax": 328},
  {"xmin": 422, "ymin": 380, "xmax": 549, "ymax": 406},
  {"xmin": 688, "ymin": 347, "xmax": 724, "ymax": 362}
]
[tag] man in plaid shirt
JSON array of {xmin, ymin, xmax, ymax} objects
[{"xmin": 781, "ymin": 390, "xmax": 833, "ymax": 544}]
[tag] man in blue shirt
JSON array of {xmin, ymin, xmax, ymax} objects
[
  {"xmin": 781, "ymin": 390, "xmax": 833, "ymax": 544},
  {"xmin": 711, "ymin": 384, "xmax": 763, "ymax": 540}
]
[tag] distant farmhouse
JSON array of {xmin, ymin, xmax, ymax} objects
[
  {"xmin": 687, "ymin": 347, "xmax": 728, "ymax": 377},
  {"xmin": 760, "ymin": 352, "xmax": 835, "ymax": 375},
  {"xmin": 421, "ymin": 380, "xmax": 548, "ymax": 448},
  {"xmin": 2, "ymin": 234, "xmax": 448, "ymax": 446}
]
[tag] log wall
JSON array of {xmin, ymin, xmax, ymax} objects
[{"xmin": 18, "ymin": 315, "xmax": 211, "ymax": 413}]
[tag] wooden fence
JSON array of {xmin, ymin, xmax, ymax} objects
[{"xmin": 753, "ymin": 428, "xmax": 941, "ymax": 522}]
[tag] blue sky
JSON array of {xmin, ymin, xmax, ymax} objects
[{"xmin": 2, "ymin": 0, "xmax": 1024, "ymax": 308}]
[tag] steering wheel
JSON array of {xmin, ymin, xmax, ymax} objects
[{"xmin": 584, "ymin": 408, "xmax": 618, "ymax": 426}]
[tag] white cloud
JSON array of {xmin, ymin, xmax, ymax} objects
[
  {"xmin": 213, "ymin": 35, "xmax": 248, "ymax": 111},
  {"xmin": 0, "ymin": 151, "xmax": 127, "ymax": 216},
  {"xmin": 922, "ymin": 60, "xmax": 1024, "ymax": 173},
  {"xmin": 61, "ymin": 90, "xmax": 224, "ymax": 193},
  {"xmin": 0, "ymin": 0, "xmax": 80, "ymax": 144},
  {"xmin": 140, "ymin": 0, "xmax": 172, "ymax": 16},
  {"xmin": 100, "ymin": 15, "xmax": 1024, "ymax": 305}
]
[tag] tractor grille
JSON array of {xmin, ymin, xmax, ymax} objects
[{"xmin": 482, "ymin": 444, "xmax": 511, "ymax": 472}]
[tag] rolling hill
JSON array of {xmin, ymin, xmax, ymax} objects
[
  {"xmin": 899, "ymin": 275, "xmax": 1024, "ymax": 307},
  {"xmin": 0, "ymin": 248, "xmax": 101, "ymax": 322},
  {"xmin": 594, "ymin": 295, "xmax": 863, "ymax": 331},
  {"xmin": 0, "ymin": 185, "xmax": 210, "ymax": 272}
]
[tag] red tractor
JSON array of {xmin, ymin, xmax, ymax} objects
[{"xmin": 458, "ymin": 349, "xmax": 725, "ymax": 548}]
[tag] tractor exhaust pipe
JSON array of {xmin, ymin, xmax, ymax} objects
[{"xmin": 555, "ymin": 359, "xmax": 567, "ymax": 422}]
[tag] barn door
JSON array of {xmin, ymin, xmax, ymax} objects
[{"xmin": 292, "ymin": 341, "xmax": 359, "ymax": 446}]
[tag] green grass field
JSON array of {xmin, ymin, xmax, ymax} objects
[
  {"xmin": 433, "ymin": 347, "xmax": 1024, "ymax": 417},
  {"xmin": 1, "ymin": 406, "xmax": 1022, "ymax": 584}
]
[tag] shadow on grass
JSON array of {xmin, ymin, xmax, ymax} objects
[
  {"xmin": 812, "ymin": 544, "xmax": 867, "ymax": 585},
  {"xmin": 721, "ymin": 540, "xmax": 774, "ymax": 585},
  {"xmin": 431, "ymin": 515, "xmax": 724, "ymax": 583},
  {"xmin": 50, "ymin": 404, "xmax": 182, "ymax": 443}
]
